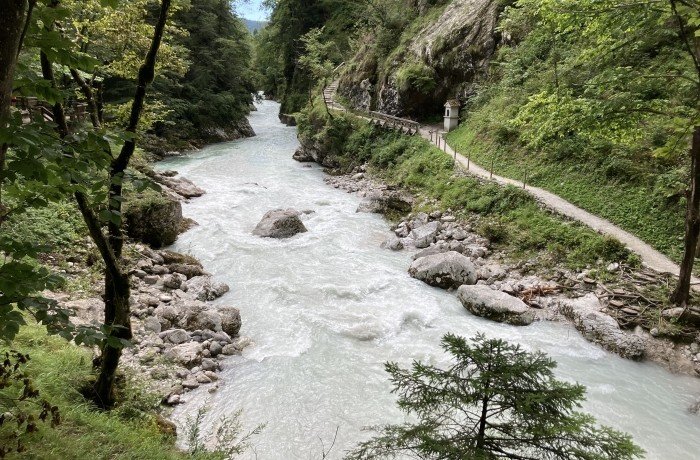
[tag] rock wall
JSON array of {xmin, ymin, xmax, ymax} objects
[
  {"xmin": 200, "ymin": 118, "xmax": 256, "ymax": 144},
  {"xmin": 339, "ymin": 0, "xmax": 500, "ymax": 118}
]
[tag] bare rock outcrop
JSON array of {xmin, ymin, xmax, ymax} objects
[{"xmin": 339, "ymin": 0, "xmax": 500, "ymax": 117}]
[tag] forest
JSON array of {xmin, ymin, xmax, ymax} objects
[{"xmin": 2, "ymin": 0, "xmax": 700, "ymax": 458}]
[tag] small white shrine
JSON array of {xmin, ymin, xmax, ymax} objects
[{"xmin": 444, "ymin": 99, "xmax": 460, "ymax": 132}]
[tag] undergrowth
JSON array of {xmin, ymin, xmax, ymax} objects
[
  {"xmin": 0, "ymin": 324, "xmax": 223, "ymax": 460},
  {"xmin": 447, "ymin": 117, "xmax": 685, "ymax": 263},
  {"xmin": 299, "ymin": 108, "xmax": 634, "ymax": 270}
]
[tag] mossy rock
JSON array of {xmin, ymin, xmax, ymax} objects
[{"xmin": 124, "ymin": 190, "xmax": 182, "ymax": 248}]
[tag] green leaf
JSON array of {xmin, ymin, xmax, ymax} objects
[{"xmin": 98, "ymin": 209, "xmax": 112, "ymax": 223}]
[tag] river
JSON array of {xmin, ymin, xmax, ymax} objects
[{"xmin": 161, "ymin": 100, "xmax": 700, "ymax": 459}]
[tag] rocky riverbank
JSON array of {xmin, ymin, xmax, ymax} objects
[
  {"xmin": 52, "ymin": 172, "xmax": 252, "ymax": 411},
  {"xmin": 324, "ymin": 168, "xmax": 700, "ymax": 381}
]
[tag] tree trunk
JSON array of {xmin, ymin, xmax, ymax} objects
[
  {"xmin": 40, "ymin": 51, "xmax": 70, "ymax": 137},
  {"xmin": 108, "ymin": 0, "xmax": 171, "ymax": 258},
  {"xmin": 74, "ymin": 191, "xmax": 132, "ymax": 408},
  {"xmin": 70, "ymin": 68, "xmax": 101, "ymax": 129},
  {"xmin": 672, "ymin": 125, "xmax": 700, "ymax": 306},
  {"xmin": 0, "ymin": 0, "xmax": 27, "ymax": 207},
  {"xmin": 93, "ymin": 0, "xmax": 172, "ymax": 408}
]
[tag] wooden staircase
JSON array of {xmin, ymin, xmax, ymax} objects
[{"xmin": 323, "ymin": 80, "xmax": 346, "ymax": 112}]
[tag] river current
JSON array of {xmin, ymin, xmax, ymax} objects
[{"xmin": 162, "ymin": 101, "xmax": 700, "ymax": 459}]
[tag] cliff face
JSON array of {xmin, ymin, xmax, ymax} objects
[{"xmin": 339, "ymin": 0, "xmax": 500, "ymax": 118}]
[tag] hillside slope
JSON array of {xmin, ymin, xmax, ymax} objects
[{"xmin": 332, "ymin": 0, "xmax": 696, "ymax": 265}]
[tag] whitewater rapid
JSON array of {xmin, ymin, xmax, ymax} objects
[{"xmin": 162, "ymin": 100, "xmax": 700, "ymax": 459}]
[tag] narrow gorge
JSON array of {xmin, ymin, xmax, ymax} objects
[{"xmin": 162, "ymin": 101, "xmax": 700, "ymax": 459}]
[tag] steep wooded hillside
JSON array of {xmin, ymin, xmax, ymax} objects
[{"xmin": 270, "ymin": 0, "xmax": 700, "ymax": 303}]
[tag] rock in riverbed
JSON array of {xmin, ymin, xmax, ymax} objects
[
  {"xmin": 457, "ymin": 285, "xmax": 535, "ymax": 326},
  {"xmin": 409, "ymin": 251, "xmax": 477, "ymax": 289},
  {"xmin": 253, "ymin": 208, "xmax": 308, "ymax": 238},
  {"xmin": 559, "ymin": 294, "xmax": 646, "ymax": 360}
]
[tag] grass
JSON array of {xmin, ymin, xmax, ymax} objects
[
  {"xmin": 0, "ymin": 324, "xmax": 224, "ymax": 460},
  {"xmin": 302, "ymin": 109, "xmax": 635, "ymax": 270},
  {"xmin": 446, "ymin": 119, "xmax": 686, "ymax": 262}
]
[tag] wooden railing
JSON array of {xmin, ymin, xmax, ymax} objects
[
  {"xmin": 368, "ymin": 111, "xmax": 420, "ymax": 135},
  {"xmin": 320, "ymin": 80, "xmax": 420, "ymax": 135},
  {"xmin": 11, "ymin": 96, "xmax": 88, "ymax": 124}
]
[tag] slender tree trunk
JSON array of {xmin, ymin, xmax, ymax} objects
[
  {"xmin": 93, "ymin": 0, "xmax": 172, "ymax": 407},
  {"xmin": 669, "ymin": 0, "xmax": 700, "ymax": 306},
  {"xmin": 40, "ymin": 51, "xmax": 70, "ymax": 137},
  {"xmin": 672, "ymin": 125, "xmax": 700, "ymax": 306},
  {"xmin": 108, "ymin": 0, "xmax": 171, "ymax": 258},
  {"xmin": 0, "ymin": 0, "xmax": 27, "ymax": 210},
  {"xmin": 70, "ymin": 68, "xmax": 101, "ymax": 129},
  {"xmin": 476, "ymin": 395, "xmax": 489, "ymax": 450}
]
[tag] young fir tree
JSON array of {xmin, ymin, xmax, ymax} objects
[{"xmin": 346, "ymin": 333, "xmax": 644, "ymax": 460}]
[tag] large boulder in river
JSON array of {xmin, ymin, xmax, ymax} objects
[
  {"xmin": 560, "ymin": 294, "xmax": 645, "ymax": 360},
  {"xmin": 253, "ymin": 208, "xmax": 307, "ymax": 238},
  {"xmin": 150, "ymin": 171, "xmax": 205, "ymax": 199},
  {"xmin": 411, "ymin": 221, "xmax": 441, "ymax": 249},
  {"xmin": 457, "ymin": 285, "xmax": 534, "ymax": 326},
  {"xmin": 380, "ymin": 235, "xmax": 404, "ymax": 251},
  {"xmin": 218, "ymin": 305, "xmax": 242, "ymax": 337},
  {"xmin": 409, "ymin": 251, "xmax": 477, "ymax": 289}
]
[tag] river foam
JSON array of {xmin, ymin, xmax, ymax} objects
[{"xmin": 162, "ymin": 100, "xmax": 700, "ymax": 459}]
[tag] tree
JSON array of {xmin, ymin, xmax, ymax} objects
[
  {"xmin": 253, "ymin": 0, "xmax": 362, "ymax": 113},
  {"xmin": 0, "ymin": 1, "xmax": 26, "ymax": 201},
  {"xmin": 346, "ymin": 333, "xmax": 644, "ymax": 460},
  {"xmin": 153, "ymin": 0, "xmax": 257, "ymax": 146},
  {"xmin": 667, "ymin": 0, "xmax": 700, "ymax": 306},
  {"xmin": 297, "ymin": 26, "xmax": 337, "ymax": 115},
  {"xmin": 77, "ymin": 0, "xmax": 173, "ymax": 408},
  {"xmin": 497, "ymin": 0, "xmax": 700, "ymax": 306},
  {"xmin": 0, "ymin": 0, "xmax": 173, "ymax": 408}
]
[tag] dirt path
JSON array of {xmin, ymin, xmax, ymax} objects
[
  {"xmin": 323, "ymin": 82, "xmax": 694, "ymax": 281},
  {"xmin": 418, "ymin": 127, "xmax": 696, "ymax": 281}
]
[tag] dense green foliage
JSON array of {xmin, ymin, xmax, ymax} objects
[
  {"xmin": 253, "ymin": 0, "xmax": 363, "ymax": 113},
  {"xmin": 151, "ymin": 0, "xmax": 257, "ymax": 149},
  {"xmin": 1, "ymin": 0, "xmax": 256, "ymax": 341},
  {"xmin": 444, "ymin": 0, "xmax": 697, "ymax": 262},
  {"xmin": 298, "ymin": 102, "xmax": 633, "ymax": 269},
  {"xmin": 0, "ymin": 0, "xmax": 263, "ymax": 415},
  {"xmin": 286, "ymin": 0, "xmax": 700, "ymax": 278},
  {"xmin": 346, "ymin": 333, "xmax": 644, "ymax": 460}
]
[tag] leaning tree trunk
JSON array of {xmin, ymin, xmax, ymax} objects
[
  {"xmin": 0, "ymin": 0, "xmax": 27, "ymax": 209},
  {"xmin": 93, "ymin": 0, "xmax": 171, "ymax": 408},
  {"xmin": 672, "ymin": 125, "xmax": 700, "ymax": 307},
  {"xmin": 70, "ymin": 68, "xmax": 101, "ymax": 129}
]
